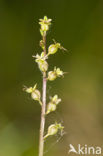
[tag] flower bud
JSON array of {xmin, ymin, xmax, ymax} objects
[{"xmin": 46, "ymin": 102, "xmax": 56, "ymax": 114}]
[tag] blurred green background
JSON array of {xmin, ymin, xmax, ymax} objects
[{"xmin": 0, "ymin": 0, "xmax": 103, "ymax": 155}]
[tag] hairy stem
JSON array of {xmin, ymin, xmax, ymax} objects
[{"xmin": 39, "ymin": 32, "xmax": 47, "ymax": 156}]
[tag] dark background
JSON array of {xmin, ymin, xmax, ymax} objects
[{"xmin": 0, "ymin": 0, "xmax": 103, "ymax": 155}]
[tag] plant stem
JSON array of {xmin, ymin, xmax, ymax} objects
[{"xmin": 39, "ymin": 32, "xmax": 47, "ymax": 156}]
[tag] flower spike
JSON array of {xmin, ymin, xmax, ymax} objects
[{"xmin": 23, "ymin": 16, "xmax": 66, "ymax": 156}]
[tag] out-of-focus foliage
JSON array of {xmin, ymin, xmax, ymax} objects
[{"xmin": 0, "ymin": 0, "xmax": 103, "ymax": 155}]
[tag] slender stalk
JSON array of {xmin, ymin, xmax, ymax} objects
[{"xmin": 39, "ymin": 32, "xmax": 47, "ymax": 156}]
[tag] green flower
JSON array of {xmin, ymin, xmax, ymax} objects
[
  {"xmin": 24, "ymin": 84, "xmax": 42, "ymax": 105},
  {"xmin": 39, "ymin": 16, "xmax": 52, "ymax": 33},
  {"xmin": 31, "ymin": 89, "xmax": 41, "ymax": 101},
  {"xmin": 44, "ymin": 123, "xmax": 64, "ymax": 139},
  {"xmin": 48, "ymin": 43, "xmax": 61, "ymax": 55},
  {"xmin": 46, "ymin": 102, "xmax": 56, "ymax": 115},
  {"xmin": 50, "ymin": 95, "xmax": 61, "ymax": 104},
  {"xmin": 55, "ymin": 67, "xmax": 64, "ymax": 77},
  {"xmin": 48, "ymin": 40, "xmax": 66, "ymax": 55},
  {"xmin": 33, "ymin": 53, "xmax": 48, "ymax": 72},
  {"xmin": 37, "ymin": 60, "xmax": 48, "ymax": 72},
  {"xmin": 46, "ymin": 95, "xmax": 61, "ymax": 114},
  {"xmin": 39, "ymin": 16, "xmax": 52, "ymax": 26},
  {"xmin": 47, "ymin": 71, "xmax": 57, "ymax": 81},
  {"xmin": 47, "ymin": 67, "xmax": 64, "ymax": 81}
]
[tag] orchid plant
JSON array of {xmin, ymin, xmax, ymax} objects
[{"xmin": 24, "ymin": 16, "xmax": 66, "ymax": 156}]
